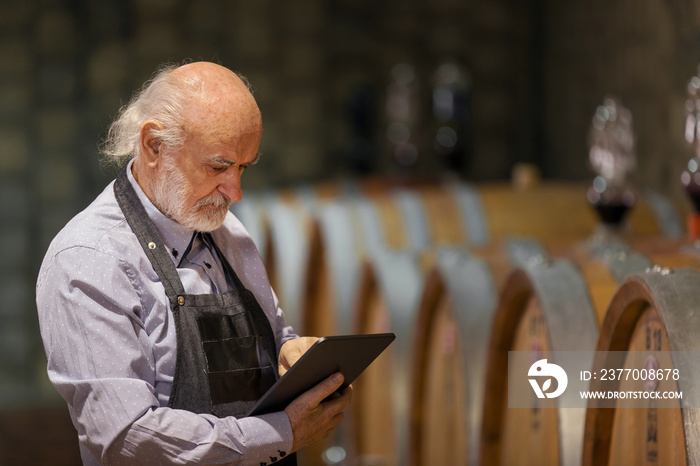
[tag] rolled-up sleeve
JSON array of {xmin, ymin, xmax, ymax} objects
[{"xmin": 37, "ymin": 245, "xmax": 293, "ymax": 465}]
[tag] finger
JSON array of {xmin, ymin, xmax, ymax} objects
[
  {"xmin": 322, "ymin": 384, "xmax": 353, "ymax": 413},
  {"xmin": 278, "ymin": 345, "xmax": 302, "ymax": 376},
  {"xmin": 285, "ymin": 348, "xmax": 303, "ymax": 367},
  {"xmin": 300, "ymin": 372, "xmax": 344, "ymax": 408},
  {"xmin": 278, "ymin": 357, "xmax": 295, "ymax": 375},
  {"xmin": 328, "ymin": 383, "xmax": 352, "ymax": 404},
  {"xmin": 292, "ymin": 337, "xmax": 318, "ymax": 361},
  {"xmin": 279, "ymin": 337, "xmax": 316, "ymax": 371}
]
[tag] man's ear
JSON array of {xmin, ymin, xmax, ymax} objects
[{"xmin": 139, "ymin": 120, "xmax": 164, "ymax": 167}]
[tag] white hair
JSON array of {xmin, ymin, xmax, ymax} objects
[
  {"xmin": 100, "ymin": 64, "xmax": 192, "ymax": 166},
  {"xmin": 152, "ymin": 153, "xmax": 230, "ymax": 231}
]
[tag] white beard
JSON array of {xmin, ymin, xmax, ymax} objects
[{"xmin": 151, "ymin": 157, "xmax": 231, "ymax": 232}]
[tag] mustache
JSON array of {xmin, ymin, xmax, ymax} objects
[{"xmin": 195, "ymin": 192, "xmax": 231, "ymax": 209}]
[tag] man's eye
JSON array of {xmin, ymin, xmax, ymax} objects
[{"xmin": 210, "ymin": 165, "xmax": 227, "ymax": 173}]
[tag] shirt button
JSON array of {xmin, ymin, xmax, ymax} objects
[
  {"xmin": 148, "ymin": 242, "xmax": 157, "ymax": 250},
  {"xmin": 177, "ymin": 296, "xmax": 185, "ymax": 305}
]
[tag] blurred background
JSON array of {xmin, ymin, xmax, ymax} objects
[{"xmin": 3, "ymin": 0, "xmax": 700, "ymax": 463}]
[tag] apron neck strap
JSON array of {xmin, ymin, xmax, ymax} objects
[{"xmin": 114, "ymin": 167, "xmax": 186, "ymax": 299}]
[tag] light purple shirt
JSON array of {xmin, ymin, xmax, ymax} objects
[{"xmin": 36, "ymin": 162, "xmax": 298, "ymax": 465}]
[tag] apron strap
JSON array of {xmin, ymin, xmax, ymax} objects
[{"xmin": 114, "ymin": 167, "xmax": 187, "ymax": 299}]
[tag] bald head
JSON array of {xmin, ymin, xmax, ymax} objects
[
  {"xmin": 101, "ymin": 61, "xmax": 262, "ymax": 167},
  {"xmin": 170, "ymin": 62, "xmax": 262, "ymax": 142}
]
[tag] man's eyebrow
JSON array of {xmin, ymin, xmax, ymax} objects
[
  {"xmin": 249, "ymin": 151, "xmax": 262, "ymax": 165},
  {"xmin": 209, "ymin": 156, "xmax": 235, "ymax": 167},
  {"xmin": 209, "ymin": 152, "xmax": 262, "ymax": 166}
]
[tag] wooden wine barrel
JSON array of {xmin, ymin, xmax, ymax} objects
[
  {"xmin": 345, "ymin": 226, "xmax": 688, "ymax": 466},
  {"xmin": 263, "ymin": 199, "xmax": 317, "ymax": 332},
  {"xmin": 230, "ymin": 192, "xmax": 309, "ymax": 330},
  {"xmin": 300, "ymin": 195, "xmax": 495, "ymax": 465},
  {"xmin": 273, "ymin": 192, "xmax": 404, "ymax": 465},
  {"xmin": 352, "ymin": 249, "xmax": 426, "ymax": 466},
  {"xmin": 410, "ymin": 248, "xmax": 498, "ymax": 466},
  {"xmin": 232, "ymin": 180, "xmax": 685, "ymax": 465},
  {"xmin": 582, "ymin": 268, "xmax": 700, "ymax": 466},
  {"xmin": 235, "ymin": 193, "xmax": 364, "ymax": 466},
  {"xmin": 477, "ymin": 184, "xmax": 683, "ymax": 244},
  {"xmin": 230, "ymin": 193, "xmax": 271, "ymax": 261},
  {"xmin": 302, "ymin": 195, "xmax": 401, "ymax": 337},
  {"xmin": 647, "ymin": 239, "xmax": 700, "ymax": 270},
  {"xmin": 234, "ymin": 182, "xmax": 416, "ymax": 335},
  {"xmin": 277, "ymin": 178, "xmax": 413, "ymax": 252},
  {"xmin": 303, "ymin": 207, "xmax": 631, "ymax": 466},
  {"xmin": 406, "ymin": 238, "xmax": 605, "ymax": 466},
  {"xmin": 295, "ymin": 199, "xmax": 383, "ymax": 466},
  {"xmin": 475, "ymin": 237, "xmax": 700, "ymax": 466},
  {"xmin": 237, "ymin": 178, "xmax": 685, "ymax": 261},
  {"xmin": 236, "ymin": 186, "xmax": 423, "ymax": 465},
  {"xmin": 559, "ymin": 236, "xmax": 654, "ymax": 323},
  {"xmin": 234, "ymin": 177, "xmax": 684, "ymax": 336},
  {"xmin": 278, "ymin": 189, "xmax": 437, "ymax": 464},
  {"xmin": 479, "ymin": 259, "xmax": 599, "ymax": 466},
  {"xmin": 408, "ymin": 235, "xmax": 653, "ymax": 466},
  {"xmin": 389, "ymin": 179, "xmax": 685, "ymax": 250},
  {"xmin": 551, "ymin": 235, "xmax": 700, "ymax": 324},
  {"xmin": 405, "ymin": 237, "xmax": 594, "ymax": 466},
  {"xmin": 233, "ymin": 183, "xmax": 378, "ymax": 335},
  {"xmin": 464, "ymin": 232, "xmax": 675, "ymax": 313},
  {"xmin": 304, "ymin": 222, "xmax": 696, "ymax": 466},
  {"xmin": 302, "ymin": 205, "xmax": 356, "ymax": 337},
  {"xmin": 236, "ymin": 184, "xmax": 386, "ymax": 333}
]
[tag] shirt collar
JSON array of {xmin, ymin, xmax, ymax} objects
[{"xmin": 126, "ymin": 159, "xmax": 195, "ymax": 265}]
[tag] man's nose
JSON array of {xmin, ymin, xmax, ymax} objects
[{"xmin": 218, "ymin": 169, "xmax": 243, "ymax": 203}]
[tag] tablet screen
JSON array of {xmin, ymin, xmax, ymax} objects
[{"xmin": 246, "ymin": 333, "xmax": 396, "ymax": 416}]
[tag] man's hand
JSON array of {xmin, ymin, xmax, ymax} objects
[
  {"xmin": 284, "ymin": 372, "xmax": 353, "ymax": 453},
  {"xmin": 278, "ymin": 337, "xmax": 318, "ymax": 376}
]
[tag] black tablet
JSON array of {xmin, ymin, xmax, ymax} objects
[{"xmin": 246, "ymin": 333, "xmax": 396, "ymax": 416}]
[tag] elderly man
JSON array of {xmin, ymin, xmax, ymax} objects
[{"xmin": 36, "ymin": 61, "xmax": 351, "ymax": 465}]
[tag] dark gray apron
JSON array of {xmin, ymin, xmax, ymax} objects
[{"xmin": 115, "ymin": 168, "xmax": 296, "ymax": 465}]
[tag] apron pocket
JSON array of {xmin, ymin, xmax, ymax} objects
[
  {"xmin": 197, "ymin": 313, "xmax": 255, "ymax": 341},
  {"xmin": 203, "ymin": 335, "xmax": 260, "ymax": 372},
  {"xmin": 210, "ymin": 365, "xmax": 276, "ymax": 404}
]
